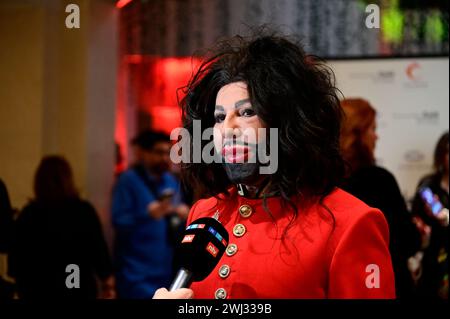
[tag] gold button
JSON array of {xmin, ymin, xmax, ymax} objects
[
  {"xmin": 226, "ymin": 243, "xmax": 238, "ymax": 257},
  {"xmin": 215, "ymin": 288, "xmax": 227, "ymax": 299},
  {"xmin": 218, "ymin": 264, "xmax": 231, "ymax": 278},
  {"xmin": 239, "ymin": 204, "xmax": 253, "ymax": 218},
  {"xmin": 233, "ymin": 224, "xmax": 246, "ymax": 237}
]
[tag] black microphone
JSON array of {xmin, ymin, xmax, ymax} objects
[{"xmin": 169, "ymin": 217, "xmax": 229, "ymax": 291}]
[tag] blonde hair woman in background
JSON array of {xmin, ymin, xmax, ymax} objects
[{"xmin": 339, "ymin": 98, "xmax": 425, "ymax": 298}]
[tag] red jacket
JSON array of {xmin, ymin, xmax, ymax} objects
[{"xmin": 187, "ymin": 187, "xmax": 396, "ymax": 299}]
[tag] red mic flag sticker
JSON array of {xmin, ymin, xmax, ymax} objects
[
  {"xmin": 206, "ymin": 242, "xmax": 219, "ymax": 257},
  {"xmin": 182, "ymin": 234, "xmax": 195, "ymax": 243}
]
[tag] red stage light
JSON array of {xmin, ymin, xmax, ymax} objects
[
  {"xmin": 115, "ymin": 55, "xmax": 202, "ymax": 165},
  {"xmin": 116, "ymin": 0, "xmax": 133, "ymax": 9}
]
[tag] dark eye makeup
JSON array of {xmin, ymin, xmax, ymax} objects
[
  {"xmin": 214, "ymin": 113, "xmax": 226, "ymax": 123},
  {"xmin": 214, "ymin": 105, "xmax": 255, "ymax": 123}
]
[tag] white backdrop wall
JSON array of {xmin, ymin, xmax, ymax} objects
[{"xmin": 330, "ymin": 57, "xmax": 449, "ymax": 202}]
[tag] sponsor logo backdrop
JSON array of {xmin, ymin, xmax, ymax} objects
[{"xmin": 330, "ymin": 58, "xmax": 449, "ymax": 201}]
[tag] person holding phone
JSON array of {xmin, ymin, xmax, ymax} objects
[
  {"xmin": 412, "ymin": 132, "xmax": 449, "ymax": 299},
  {"xmin": 418, "ymin": 187, "xmax": 448, "ymax": 225},
  {"xmin": 111, "ymin": 131, "xmax": 190, "ymax": 298}
]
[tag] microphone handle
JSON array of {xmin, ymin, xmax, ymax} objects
[{"xmin": 169, "ymin": 267, "xmax": 193, "ymax": 291}]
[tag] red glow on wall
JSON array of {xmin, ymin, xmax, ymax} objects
[
  {"xmin": 143, "ymin": 57, "xmax": 201, "ymax": 114},
  {"xmin": 115, "ymin": 55, "xmax": 201, "ymax": 166},
  {"xmin": 116, "ymin": 0, "xmax": 133, "ymax": 9}
]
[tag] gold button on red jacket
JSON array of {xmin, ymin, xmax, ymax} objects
[{"xmin": 187, "ymin": 187, "xmax": 396, "ymax": 299}]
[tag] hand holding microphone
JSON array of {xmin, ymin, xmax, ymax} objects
[
  {"xmin": 153, "ymin": 217, "xmax": 229, "ymax": 299},
  {"xmin": 153, "ymin": 287, "xmax": 193, "ymax": 299}
]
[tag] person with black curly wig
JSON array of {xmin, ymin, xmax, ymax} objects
[{"xmin": 154, "ymin": 33, "xmax": 395, "ymax": 299}]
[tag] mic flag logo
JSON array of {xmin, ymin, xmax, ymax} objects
[
  {"xmin": 206, "ymin": 242, "xmax": 219, "ymax": 257},
  {"xmin": 186, "ymin": 223, "xmax": 206, "ymax": 230},
  {"xmin": 208, "ymin": 227, "xmax": 228, "ymax": 247},
  {"xmin": 182, "ymin": 234, "xmax": 195, "ymax": 243}
]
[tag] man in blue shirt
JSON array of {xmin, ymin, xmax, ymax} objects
[{"xmin": 112, "ymin": 131, "xmax": 189, "ymax": 298}]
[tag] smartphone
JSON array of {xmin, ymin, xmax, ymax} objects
[
  {"xmin": 419, "ymin": 187, "xmax": 444, "ymax": 216},
  {"xmin": 158, "ymin": 189, "xmax": 175, "ymax": 202}
]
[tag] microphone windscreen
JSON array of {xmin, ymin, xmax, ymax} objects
[{"xmin": 177, "ymin": 217, "xmax": 229, "ymax": 281}]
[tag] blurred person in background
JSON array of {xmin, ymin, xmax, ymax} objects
[
  {"xmin": 0, "ymin": 179, "xmax": 13, "ymax": 253},
  {"xmin": 111, "ymin": 130, "xmax": 189, "ymax": 299},
  {"xmin": 339, "ymin": 98, "xmax": 426, "ymax": 298},
  {"xmin": 412, "ymin": 131, "xmax": 449, "ymax": 299},
  {"xmin": 7, "ymin": 156, "xmax": 115, "ymax": 299},
  {"xmin": 0, "ymin": 178, "xmax": 14, "ymax": 299}
]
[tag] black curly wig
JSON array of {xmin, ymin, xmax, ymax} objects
[{"xmin": 180, "ymin": 31, "xmax": 345, "ymax": 217}]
